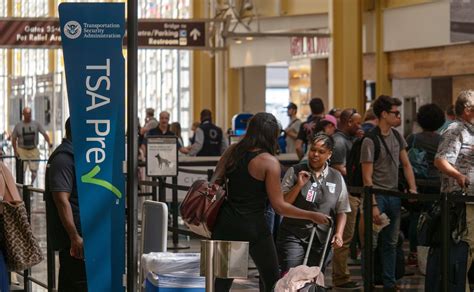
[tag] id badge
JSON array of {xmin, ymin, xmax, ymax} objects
[{"xmin": 306, "ymin": 189, "xmax": 316, "ymax": 202}]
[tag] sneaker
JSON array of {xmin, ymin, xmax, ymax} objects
[{"xmin": 334, "ymin": 281, "xmax": 360, "ymax": 289}]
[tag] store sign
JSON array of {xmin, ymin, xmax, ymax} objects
[
  {"xmin": 0, "ymin": 18, "xmax": 207, "ymax": 48},
  {"xmin": 59, "ymin": 3, "xmax": 125, "ymax": 292},
  {"xmin": 290, "ymin": 36, "xmax": 329, "ymax": 59},
  {"xmin": 450, "ymin": 0, "xmax": 474, "ymax": 42}
]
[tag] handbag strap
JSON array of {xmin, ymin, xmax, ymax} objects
[{"xmin": 0, "ymin": 163, "xmax": 21, "ymax": 202}]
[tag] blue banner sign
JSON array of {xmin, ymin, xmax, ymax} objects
[{"xmin": 59, "ymin": 3, "xmax": 125, "ymax": 291}]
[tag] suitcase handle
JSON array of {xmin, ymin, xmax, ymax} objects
[{"xmin": 302, "ymin": 217, "xmax": 334, "ymax": 268}]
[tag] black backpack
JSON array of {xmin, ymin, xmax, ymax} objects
[{"xmin": 346, "ymin": 127, "xmax": 403, "ymax": 187}]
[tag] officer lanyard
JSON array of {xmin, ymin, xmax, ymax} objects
[
  {"xmin": 308, "ymin": 161, "xmax": 328, "ymax": 186},
  {"xmin": 307, "ymin": 162, "xmax": 328, "ymax": 202}
]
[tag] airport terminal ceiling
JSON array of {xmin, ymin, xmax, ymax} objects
[{"xmin": 2, "ymin": 0, "xmax": 474, "ymax": 143}]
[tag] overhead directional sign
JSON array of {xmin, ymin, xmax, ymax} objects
[
  {"xmin": 137, "ymin": 20, "xmax": 206, "ymax": 48},
  {"xmin": 0, "ymin": 18, "xmax": 210, "ymax": 49}
]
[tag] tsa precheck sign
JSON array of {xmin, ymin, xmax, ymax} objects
[{"xmin": 59, "ymin": 3, "xmax": 125, "ymax": 292}]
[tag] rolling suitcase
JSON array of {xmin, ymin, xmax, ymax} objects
[
  {"xmin": 425, "ymin": 240, "xmax": 469, "ymax": 292},
  {"xmin": 274, "ymin": 219, "xmax": 334, "ymax": 292}
]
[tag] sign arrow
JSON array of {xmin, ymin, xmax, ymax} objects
[{"xmin": 190, "ymin": 28, "xmax": 201, "ymax": 41}]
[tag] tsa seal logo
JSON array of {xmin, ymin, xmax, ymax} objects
[{"xmin": 63, "ymin": 21, "xmax": 82, "ymax": 39}]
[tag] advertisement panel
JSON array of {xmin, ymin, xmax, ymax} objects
[{"xmin": 59, "ymin": 3, "xmax": 125, "ymax": 291}]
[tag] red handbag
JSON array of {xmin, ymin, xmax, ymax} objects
[{"xmin": 180, "ymin": 179, "xmax": 226, "ymax": 238}]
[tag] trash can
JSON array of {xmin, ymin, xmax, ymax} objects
[
  {"xmin": 142, "ymin": 252, "xmax": 205, "ymax": 292},
  {"xmin": 200, "ymin": 240, "xmax": 249, "ymax": 292}
]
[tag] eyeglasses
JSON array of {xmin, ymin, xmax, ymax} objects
[{"xmin": 388, "ymin": 110, "xmax": 401, "ymax": 117}]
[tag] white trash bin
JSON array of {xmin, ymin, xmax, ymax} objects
[{"xmin": 142, "ymin": 252, "xmax": 205, "ymax": 292}]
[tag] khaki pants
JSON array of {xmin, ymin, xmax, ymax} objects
[
  {"xmin": 17, "ymin": 147, "xmax": 40, "ymax": 172},
  {"xmin": 332, "ymin": 195, "xmax": 361, "ymax": 286},
  {"xmin": 463, "ymin": 205, "xmax": 474, "ymax": 292}
]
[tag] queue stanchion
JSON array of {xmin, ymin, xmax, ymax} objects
[
  {"xmin": 38, "ymin": 176, "xmax": 56, "ymax": 292},
  {"xmin": 441, "ymin": 192, "xmax": 449, "ymax": 292},
  {"xmin": 46, "ymin": 247, "xmax": 55, "ymax": 292},
  {"xmin": 22, "ymin": 186, "xmax": 32, "ymax": 292},
  {"xmin": 158, "ymin": 177, "xmax": 166, "ymax": 203},
  {"xmin": 151, "ymin": 177, "xmax": 158, "ymax": 201},
  {"xmin": 363, "ymin": 186, "xmax": 374, "ymax": 292},
  {"xmin": 201, "ymin": 240, "xmax": 249, "ymax": 292},
  {"xmin": 168, "ymin": 176, "xmax": 189, "ymax": 250},
  {"xmin": 207, "ymin": 169, "xmax": 214, "ymax": 182},
  {"xmin": 16, "ymin": 157, "xmax": 24, "ymax": 184}
]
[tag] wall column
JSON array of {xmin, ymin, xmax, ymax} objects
[
  {"xmin": 375, "ymin": 0, "xmax": 392, "ymax": 97},
  {"xmin": 242, "ymin": 67, "xmax": 266, "ymax": 114},
  {"xmin": 6, "ymin": 0, "xmax": 14, "ymax": 128},
  {"xmin": 310, "ymin": 59, "xmax": 329, "ymax": 108},
  {"xmin": 192, "ymin": 1, "xmax": 215, "ymax": 123},
  {"xmin": 48, "ymin": 0, "xmax": 56, "ymax": 73},
  {"xmin": 225, "ymin": 51, "xmax": 242, "ymax": 129},
  {"xmin": 329, "ymin": 0, "xmax": 363, "ymax": 112}
]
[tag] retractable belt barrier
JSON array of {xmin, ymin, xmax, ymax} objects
[
  {"xmin": 345, "ymin": 185, "xmax": 474, "ymax": 292},
  {"xmin": 12, "ymin": 155, "xmax": 472, "ymax": 292}
]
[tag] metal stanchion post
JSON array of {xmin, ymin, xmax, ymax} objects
[
  {"xmin": 46, "ymin": 248, "xmax": 55, "ymax": 292},
  {"xmin": 43, "ymin": 181, "xmax": 56, "ymax": 292},
  {"xmin": 168, "ymin": 176, "xmax": 189, "ymax": 250},
  {"xmin": 441, "ymin": 192, "xmax": 449, "ymax": 292},
  {"xmin": 127, "ymin": 0, "xmax": 139, "ymax": 289},
  {"xmin": 363, "ymin": 186, "xmax": 373, "ymax": 292},
  {"xmin": 207, "ymin": 169, "xmax": 214, "ymax": 182},
  {"xmin": 23, "ymin": 186, "xmax": 32, "ymax": 292},
  {"xmin": 172, "ymin": 176, "xmax": 179, "ymax": 246},
  {"xmin": 16, "ymin": 158, "xmax": 24, "ymax": 184},
  {"xmin": 158, "ymin": 177, "xmax": 166, "ymax": 203},
  {"xmin": 203, "ymin": 240, "xmax": 215, "ymax": 292},
  {"xmin": 200, "ymin": 240, "xmax": 249, "ymax": 292},
  {"xmin": 151, "ymin": 177, "xmax": 157, "ymax": 201}
]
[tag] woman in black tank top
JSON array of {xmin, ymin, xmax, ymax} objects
[{"xmin": 212, "ymin": 113, "xmax": 331, "ymax": 292}]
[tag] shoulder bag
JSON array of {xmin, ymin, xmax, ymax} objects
[
  {"xmin": 0, "ymin": 162, "xmax": 43, "ymax": 271},
  {"xmin": 180, "ymin": 179, "xmax": 226, "ymax": 238}
]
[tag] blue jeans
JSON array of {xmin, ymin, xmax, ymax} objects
[{"xmin": 376, "ymin": 194, "xmax": 401, "ymax": 288}]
